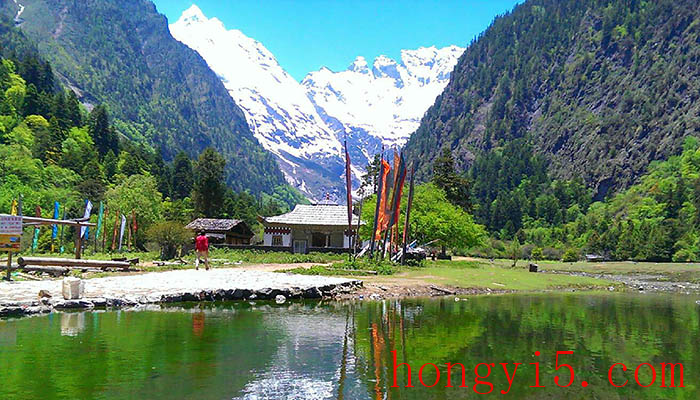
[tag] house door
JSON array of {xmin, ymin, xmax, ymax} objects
[{"xmin": 293, "ymin": 240, "xmax": 307, "ymax": 254}]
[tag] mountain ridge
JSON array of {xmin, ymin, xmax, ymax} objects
[
  {"xmin": 404, "ymin": 0, "xmax": 700, "ymax": 200},
  {"xmin": 170, "ymin": 4, "xmax": 464, "ymax": 199},
  {"xmin": 0, "ymin": 0, "xmax": 289, "ymax": 196}
]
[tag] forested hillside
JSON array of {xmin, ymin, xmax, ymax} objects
[
  {"xmin": 0, "ymin": 0, "xmax": 289, "ymax": 195},
  {"xmin": 405, "ymin": 0, "xmax": 700, "ymax": 201}
]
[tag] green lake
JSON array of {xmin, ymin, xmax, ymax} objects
[{"xmin": 0, "ymin": 293, "xmax": 698, "ymax": 399}]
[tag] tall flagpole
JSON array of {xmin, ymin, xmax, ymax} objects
[
  {"xmin": 401, "ymin": 164, "xmax": 416, "ymax": 265},
  {"xmin": 369, "ymin": 147, "xmax": 384, "ymax": 258}
]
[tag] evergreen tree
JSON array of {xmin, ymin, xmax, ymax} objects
[
  {"xmin": 193, "ymin": 147, "xmax": 226, "ymax": 217},
  {"xmin": 88, "ymin": 105, "xmax": 119, "ymax": 157},
  {"xmin": 77, "ymin": 159, "xmax": 107, "ymax": 201},
  {"xmin": 103, "ymin": 150, "xmax": 118, "ymax": 180},
  {"xmin": 171, "ymin": 151, "xmax": 194, "ymax": 200},
  {"xmin": 432, "ymin": 147, "xmax": 471, "ymax": 211},
  {"xmin": 23, "ymin": 84, "xmax": 46, "ymax": 117},
  {"xmin": 66, "ymin": 91, "xmax": 82, "ymax": 127},
  {"xmin": 121, "ymin": 152, "xmax": 146, "ymax": 176}
]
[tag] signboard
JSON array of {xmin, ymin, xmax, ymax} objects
[{"xmin": 0, "ymin": 215, "xmax": 22, "ymax": 252}]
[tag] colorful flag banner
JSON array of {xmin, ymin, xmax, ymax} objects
[
  {"xmin": 80, "ymin": 200, "xmax": 93, "ymax": 239},
  {"xmin": 95, "ymin": 202, "xmax": 104, "ymax": 240},
  {"xmin": 119, "ymin": 214, "xmax": 126, "ymax": 250},
  {"xmin": 344, "ymin": 140, "xmax": 353, "ymax": 230},
  {"xmin": 31, "ymin": 206, "xmax": 41, "ymax": 252},
  {"xmin": 10, "ymin": 199, "xmax": 18, "ymax": 215},
  {"xmin": 388, "ymin": 152, "xmax": 407, "ymax": 229},
  {"xmin": 52, "ymin": 201, "xmax": 59, "ymax": 239},
  {"xmin": 374, "ymin": 159, "xmax": 391, "ymax": 241}
]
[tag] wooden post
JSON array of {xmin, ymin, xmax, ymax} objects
[
  {"xmin": 75, "ymin": 227, "xmax": 82, "ymax": 259},
  {"xmin": 5, "ymin": 252, "xmax": 11, "ymax": 281}
]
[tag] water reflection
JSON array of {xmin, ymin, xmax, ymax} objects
[
  {"xmin": 60, "ymin": 312, "xmax": 86, "ymax": 337},
  {"xmin": 0, "ymin": 294, "xmax": 697, "ymax": 399}
]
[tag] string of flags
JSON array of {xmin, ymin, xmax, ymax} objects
[{"xmin": 5, "ymin": 195, "xmax": 139, "ymax": 253}]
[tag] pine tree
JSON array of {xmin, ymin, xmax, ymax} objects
[
  {"xmin": 432, "ymin": 147, "xmax": 472, "ymax": 211},
  {"xmin": 103, "ymin": 150, "xmax": 118, "ymax": 180},
  {"xmin": 77, "ymin": 159, "xmax": 107, "ymax": 201},
  {"xmin": 193, "ymin": 147, "xmax": 226, "ymax": 217},
  {"xmin": 66, "ymin": 91, "xmax": 82, "ymax": 127},
  {"xmin": 88, "ymin": 105, "xmax": 119, "ymax": 157},
  {"xmin": 172, "ymin": 151, "xmax": 194, "ymax": 200}
]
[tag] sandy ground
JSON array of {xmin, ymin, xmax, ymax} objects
[{"xmin": 0, "ymin": 267, "xmax": 360, "ymax": 306}]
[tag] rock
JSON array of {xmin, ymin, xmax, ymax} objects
[
  {"xmin": 91, "ymin": 298, "xmax": 108, "ymax": 307},
  {"xmin": 54, "ymin": 300, "xmax": 94, "ymax": 309},
  {"xmin": 38, "ymin": 290, "xmax": 52, "ymax": 299},
  {"xmin": 232, "ymin": 289, "xmax": 251, "ymax": 300},
  {"xmin": 275, "ymin": 295, "xmax": 286, "ymax": 304},
  {"xmin": 304, "ymin": 287, "xmax": 322, "ymax": 299}
]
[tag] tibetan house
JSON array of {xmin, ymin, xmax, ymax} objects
[
  {"xmin": 260, "ymin": 204, "xmax": 361, "ymax": 254},
  {"xmin": 185, "ymin": 218, "xmax": 254, "ymax": 245}
]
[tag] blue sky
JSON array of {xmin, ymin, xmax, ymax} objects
[{"xmin": 153, "ymin": 0, "xmax": 522, "ymax": 81}]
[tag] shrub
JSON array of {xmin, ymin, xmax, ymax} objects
[
  {"xmin": 562, "ymin": 248, "xmax": 580, "ymax": 262},
  {"xmin": 147, "ymin": 221, "xmax": 191, "ymax": 260},
  {"xmin": 531, "ymin": 247, "xmax": 543, "ymax": 261}
]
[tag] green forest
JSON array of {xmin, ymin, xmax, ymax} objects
[
  {"xmin": 0, "ymin": 0, "xmax": 289, "ymax": 195},
  {"xmin": 0, "ymin": 51, "xmax": 296, "ymax": 254},
  {"xmin": 405, "ymin": 0, "xmax": 700, "ymax": 201}
]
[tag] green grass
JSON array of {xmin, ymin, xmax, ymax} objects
[
  {"xmin": 285, "ymin": 258, "xmax": 616, "ymax": 292},
  {"xmin": 284, "ymin": 258, "xmax": 397, "ymax": 276},
  {"xmin": 484, "ymin": 258, "xmax": 700, "ymax": 283},
  {"xmin": 395, "ymin": 260, "xmax": 613, "ymax": 291},
  {"xmin": 204, "ymin": 248, "xmax": 346, "ymax": 265}
]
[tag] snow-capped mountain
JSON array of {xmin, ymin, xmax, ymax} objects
[
  {"xmin": 302, "ymin": 46, "xmax": 465, "ymax": 156},
  {"xmin": 169, "ymin": 5, "xmax": 345, "ymax": 198},
  {"xmin": 169, "ymin": 5, "xmax": 463, "ymax": 200}
]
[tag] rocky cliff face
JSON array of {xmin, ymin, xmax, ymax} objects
[{"xmin": 403, "ymin": 0, "xmax": 700, "ymax": 200}]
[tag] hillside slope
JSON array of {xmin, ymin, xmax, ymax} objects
[
  {"xmin": 0, "ymin": 0, "xmax": 287, "ymax": 194},
  {"xmin": 404, "ymin": 0, "xmax": 700, "ymax": 200}
]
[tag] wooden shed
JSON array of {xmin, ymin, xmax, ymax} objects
[{"xmin": 185, "ymin": 218, "xmax": 254, "ymax": 245}]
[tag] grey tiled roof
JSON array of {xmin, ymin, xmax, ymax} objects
[
  {"xmin": 185, "ymin": 218, "xmax": 244, "ymax": 231},
  {"xmin": 262, "ymin": 205, "xmax": 361, "ymax": 226}
]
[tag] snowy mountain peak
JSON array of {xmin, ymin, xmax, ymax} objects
[
  {"xmin": 303, "ymin": 45, "xmax": 464, "ymax": 147},
  {"xmin": 170, "ymin": 4, "xmax": 464, "ymax": 200},
  {"xmin": 170, "ymin": 5, "xmax": 344, "ymax": 200},
  {"xmin": 178, "ymin": 4, "xmax": 207, "ymax": 24},
  {"xmin": 348, "ymin": 56, "xmax": 369, "ymax": 74}
]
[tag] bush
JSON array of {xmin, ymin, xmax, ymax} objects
[
  {"xmin": 543, "ymin": 247, "xmax": 562, "ymax": 260},
  {"xmin": 531, "ymin": 247, "xmax": 543, "ymax": 261},
  {"xmin": 147, "ymin": 221, "xmax": 191, "ymax": 260},
  {"xmin": 562, "ymin": 248, "xmax": 580, "ymax": 262}
]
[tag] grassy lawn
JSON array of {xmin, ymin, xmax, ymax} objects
[
  {"xmin": 384, "ymin": 260, "xmax": 613, "ymax": 291},
  {"xmin": 482, "ymin": 258, "xmax": 700, "ymax": 283},
  {"xmin": 290, "ymin": 259, "xmax": 615, "ymax": 292}
]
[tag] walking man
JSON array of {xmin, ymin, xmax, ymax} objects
[{"xmin": 195, "ymin": 231, "xmax": 210, "ymax": 270}]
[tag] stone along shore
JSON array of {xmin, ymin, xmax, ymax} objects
[{"xmin": 0, "ymin": 268, "xmax": 363, "ymax": 317}]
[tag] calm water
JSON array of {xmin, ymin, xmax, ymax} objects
[{"xmin": 0, "ymin": 293, "xmax": 698, "ymax": 399}]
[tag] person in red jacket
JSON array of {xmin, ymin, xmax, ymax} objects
[{"xmin": 195, "ymin": 231, "xmax": 210, "ymax": 270}]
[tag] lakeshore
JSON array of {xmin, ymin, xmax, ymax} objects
[
  {"xmin": 4, "ymin": 254, "xmax": 700, "ymax": 319},
  {"xmin": 0, "ymin": 268, "xmax": 361, "ymax": 318}
]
